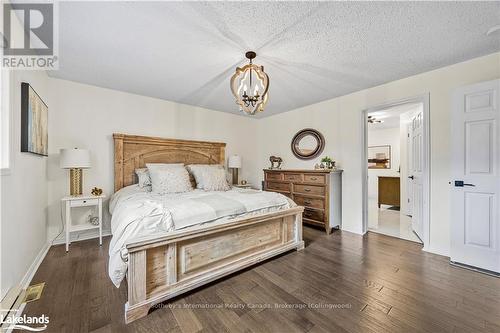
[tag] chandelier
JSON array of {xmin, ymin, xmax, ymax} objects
[{"xmin": 230, "ymin": 51, "xmax": 269, "ymax": 115}]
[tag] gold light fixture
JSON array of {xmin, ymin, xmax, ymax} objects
[{"xmin": 230, "ymin": 51, "xmax": 269, "ymax": 115}]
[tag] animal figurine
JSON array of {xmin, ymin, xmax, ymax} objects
[
  {"xmin": 269, "ymin": 156, "xmax": 283, "ymax": 169},
  {"xmin": 91, "ymin": 187, "xmax": 103, "ymax": 196}
]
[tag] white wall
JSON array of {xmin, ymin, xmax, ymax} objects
[
  {"xmin": 256, "ymin": 52, "xmax": 500, "ymax": 256},
  {"xmin": 0, "ymin": 8, "xmax": 50, "ymax": 306},
  {"xmin": 47, "ymin": 78, "xmax": 259, "ymax": 242},
  {"xmin": 0, "ymin": 69, "xmax": 49, "ymax": 303},
  {"xmin": 367, "ymin": 127, "xmax": 400, "ymax": 200}
]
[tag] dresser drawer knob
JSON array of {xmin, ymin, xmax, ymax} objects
[
  {"xmin": 304, "ymin": 201, "xmax": 312, "ymax": 205},
  {"xmin": 304, "ymin": 188, "xmax": 311, "ymax": 192},
  {"xmin": 310, "ymin": 177, "xmax": 317, "ymax": 180},
  {"xmin": 83, "ymin": 200, "xmax": 87, "ymax": 203}
]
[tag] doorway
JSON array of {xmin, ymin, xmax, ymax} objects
[{"xmin": 361, "ymin": 95, "xmax": 430, "ymax": 248}]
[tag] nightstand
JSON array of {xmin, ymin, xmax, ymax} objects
[
  {"xmin": 62, "ymin": 195, "xmax": 105, "ymax": 252},
  {"xmin": 233, "ymin": 184, "xmax": 253, "ymax": 189}
]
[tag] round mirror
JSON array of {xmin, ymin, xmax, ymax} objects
[{"xmin": 291, "ymin": 128, "xmax": 325, "ymax": 160}]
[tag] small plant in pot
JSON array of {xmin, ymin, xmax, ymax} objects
[{"xmin": 320, "ymin": 156, "xmax": 335, "ymax": 169}]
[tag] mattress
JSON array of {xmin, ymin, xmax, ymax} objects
[{"xmin": 108, "ymin": 185, "xmax": 295, "ymax": 287}]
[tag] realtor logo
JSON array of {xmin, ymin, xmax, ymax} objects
[
  {"xmin": 0, "ymin": 310, "xmax": 49, "ymax": 331},
  {"xmin": 1, "ymin": 2, "xmax": 58, "ymax": 69}
]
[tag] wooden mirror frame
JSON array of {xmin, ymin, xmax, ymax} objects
[{"xmin": 291, "ymin": 128, "xmax": 325, "ymax": 160}]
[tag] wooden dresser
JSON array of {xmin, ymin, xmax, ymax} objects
[
  {"xmin": 377, "ymin": 176, "xmax": 400, "ymax": 207},
  {"xmin": 263, "ymin": 169, "xmax": 342, "ymax": 234}
]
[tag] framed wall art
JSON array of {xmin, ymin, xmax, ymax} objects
[
  {"xmin": 368, "ymin": 145, "xmax": 391, "ymax": 169},
  {"xmin": 21, "ymin": 82, "xmax": 48, "ymax": 156}
]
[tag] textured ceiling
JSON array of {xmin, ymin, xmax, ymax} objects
[{"xmin": 49, "ymin": 1, "xmax": 500, "ymax": 117}]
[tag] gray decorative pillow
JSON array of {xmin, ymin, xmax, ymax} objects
[
  {"xmin": 147, "ymin": 165, "xmax": 192, "ymax": 194},
  {"xmin": 135, "ymin": 168, "xmax": 151, "ymax": 188},
  {"xmin": 136, "ymin": 163, "xmax": 184, "ymax": 188},
  {"xmin": 202, "ymin": 167, "xmax": 230, "ymax": 191},
  {"xmin": 186, "ymin": 164, "xmax": 224, "ymax": 189}
]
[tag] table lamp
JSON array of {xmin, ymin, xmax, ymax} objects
[
  {"xmin": 60, "ymin": 148, "xmax": 91, "ymax": 196},
  {"xmin": 228, "ymin": 155, "xmax": 242, "ymax": 185}
]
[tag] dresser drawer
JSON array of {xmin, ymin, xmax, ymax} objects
[
  {"xmin": 284, "ymin": 173, "xmax": 302, "ymax": 182},
  {"xmin": 265, "ymin": 172, "xmax": 283, "ymax": 181},
  {"xmin": 304, "ymin": 174, "xmax": 326, "ymax": 184},
  {"xmin": 294, "ymin": 184, "xmax": 325, "ymax": 196},
  {"xmin": 69, "ymin": 198, "xmax": 98, "ymax": 207},
  {"xmin": 303, "ymin": 208, "xmax": 324, "ymax": 222},
  {"xmin": 294, "ymin": 195, "xmax": 325, "ymax": 209},
  {"xmin": 266, "ymin": 181, "xmax": 290, "ymax": 192}
]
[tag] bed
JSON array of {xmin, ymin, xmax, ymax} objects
[{"xmin": 112, "ymin": 133, "xmax": 304, "ymax": 323}]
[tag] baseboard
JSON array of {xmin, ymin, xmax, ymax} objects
[
  {"xmin": 51, "ymin": 229, "xmax": 112, "ymax": 246},
  {"xmin": 340, "ymin": 225, "xmax": 364, "ymax": 235},
  {"xmin": 422, "ymin": 246, "xmax": 450, "ymax": 258}
]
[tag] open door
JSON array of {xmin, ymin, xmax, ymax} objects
[
  {"xmin": 409, "ymin": 110, "xmax": 424, "ymax": 240},
  {"xmin": 451, "ymin": 79, "xmax": 500, "ymax": 273},
  {"xmin": 406, "ymin": 123, "xmax": 413, "ymax": 216}
]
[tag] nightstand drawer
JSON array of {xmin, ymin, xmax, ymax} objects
[{"xmin": 69, "ymin": 198, "xmax": 99, "ymax": 207}]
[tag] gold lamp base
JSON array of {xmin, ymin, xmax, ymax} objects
[
  {"xmin": 69, "ymin": 168, "xmax": 83, "ymax": 196},
  {"xmin": 232, "ymin": 168, "xmax": 239, "ymax": 185}
]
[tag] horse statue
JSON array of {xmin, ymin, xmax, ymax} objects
[{"xmin": 269, "ymin": 156, "xmax": 283, "ymax": 169}]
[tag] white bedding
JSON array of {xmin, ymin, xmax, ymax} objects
[{"xmin": 108, "ymin": 185, "xmax": 294, "ymax": 287}]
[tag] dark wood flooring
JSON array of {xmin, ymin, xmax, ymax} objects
[{"xmin": 21, "ymin": 227, "xmax": 500, "ymax": 333}]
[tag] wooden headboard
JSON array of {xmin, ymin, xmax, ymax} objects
[{"xmin": 113, "ymin": 133, "xmax": 226, "ymax": 191}]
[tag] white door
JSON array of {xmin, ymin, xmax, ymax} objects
[
  {"xmin": 406, "ymin": 123, "xmax": 413, "ymax": 216},
  {"xmin": 451, "ymin": 79, "xmax": 500, "ymax": 273},
  {"xmin": 410, "ymin": 111, "xmax": 424, "ymax": 240}
]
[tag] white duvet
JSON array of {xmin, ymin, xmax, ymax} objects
[{"xmin": 108, "ymin": 185, "xmax": 294, "ymax": 287}]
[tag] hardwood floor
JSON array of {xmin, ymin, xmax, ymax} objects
[{"xmin": 21, "ymin": 227, "xmax": 500, "ymax": 333}]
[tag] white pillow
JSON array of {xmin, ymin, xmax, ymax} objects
[
  {"xmin": 147, "ymin": 165, "xmax": 192, "ymax": 194},
  {"xmin": 135, "ymin": 168, "xmax": 151, "ymax": 188},
  {"xmin": 186, "ymin": 164, "xmax": 224, "ymax": 189}
]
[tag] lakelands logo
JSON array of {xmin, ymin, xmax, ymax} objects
[
  {"xmin": 0, "ymin": 310, "xmax": 49, "ymax": 331},
  {"xmin": 1, "ymin": 1, "xmax": 59, "ymax": 69}
]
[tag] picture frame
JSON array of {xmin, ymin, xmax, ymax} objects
[
  {"xmin": 21, "ymin": 82, "xmax": 48, "ymax": 156},
  {"xmin": 368, "ymin": 145, "xmax": 391, "ymax": 169}
]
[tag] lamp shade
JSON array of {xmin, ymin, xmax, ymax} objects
[
  {"xmin": 228, "ymin": 155, "xmax": 242, "ymax": 168},
  {"xmin": 60, "ymin": 148, "xmax": 91, "ymax": 169}
]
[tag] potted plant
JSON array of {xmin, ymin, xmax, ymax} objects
[{"xmin": 321, "ymin": 156, "xmax": 335, "ymax": 169}]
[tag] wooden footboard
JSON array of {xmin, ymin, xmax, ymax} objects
[{"xmin": 124, "ymin": 206, "xmax": 305, "ymax": 323}]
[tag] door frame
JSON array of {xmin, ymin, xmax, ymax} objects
[{"xmin": 361, "ymin": 94, "xmax": 430, "ymax": 249}]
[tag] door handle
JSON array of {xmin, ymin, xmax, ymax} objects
[
  {"xmin": 408, "ymin": 176, "xmax": 414, "ymax": 180},
  {"xmin": 454, "ymin": 180, "xmax": 475, "ymax": 187}
]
